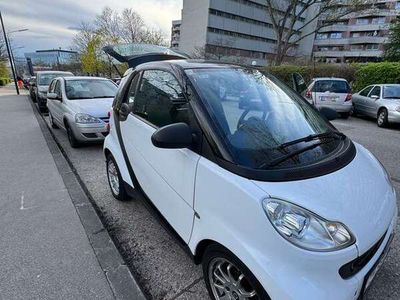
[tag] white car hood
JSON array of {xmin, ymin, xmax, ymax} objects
[
  {"xmin": 69, "ymin": 98, "xmax": 114, "ymax": 118},
  {"xmin": 252, "ymin": 143, "xmax": 397, "ymax": 254}
]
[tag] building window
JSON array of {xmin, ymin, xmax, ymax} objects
[
  {"xmin": 356, "ymin": 18, "xmax": 369, "ymax": 25},
  {"xmin": 351, "ymin": 45, "xmax": 363, "ymax": 50},
  {"xmin": 371, "ymin": 17, "xmax": 385, "ymax": 24},
  {"xmin": 365, "ymin": 44, "xmax": 379, "ymax": 50},
  {"xmin": 316, "ymin": 33, "xmax": 328, "ymax": 40},
  {"xmin": 330, "ymin": 32, "xmax": 342, "ymax": 39},
  {"xmin": 351, "ymin": 32, "xmax": 361, "ymax": 37},
  {"xmin": 396, "ymin": 2, "xmax": 400, "ymax": 10}
]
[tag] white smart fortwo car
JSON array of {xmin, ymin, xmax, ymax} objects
[{"xmin": 103, "ymin": 44, "xmax": 397, "ymax": 300}]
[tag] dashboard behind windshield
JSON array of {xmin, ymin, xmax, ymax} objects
[
  {"xmin": 66, "ymin": 79, "xmax": 117, "ymax": 100},
  {"xmin": 186, "ymin": 68, "xmax": 342, "ymax": 170}
]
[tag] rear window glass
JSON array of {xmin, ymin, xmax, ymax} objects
[{"xmin": 314, "ymin": 80, "xmax": 350, "ymax": 93}]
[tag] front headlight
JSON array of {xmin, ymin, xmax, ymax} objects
[
  {"xmin": 262, "ymin": 198, "xmax": 355, "ymax": 251},
  {"xmin": 75, "ymin": 113, "xmax": 101, "ymax": 124}
]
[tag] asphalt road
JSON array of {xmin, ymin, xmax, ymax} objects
[{"xmin": 43, "ymin": 111, "xmax": 400, "ymax": 300}]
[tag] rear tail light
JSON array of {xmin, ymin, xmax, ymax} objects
[
  {"xmin": 305, "ymin": 90, "xmax": 312, "ymax": 98},
  {"xmin": 345, "ymin": 94, "xmax": 352, "ymax": 102}
]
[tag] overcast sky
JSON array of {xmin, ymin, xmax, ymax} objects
[{"xmin": 1, "ymin": 0, "xmax": 182, "ymax": 57}]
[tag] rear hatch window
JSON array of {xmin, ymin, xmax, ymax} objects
[{"xmin": 314, "ymin": 80, "xmax": 350, "ymax": 93}]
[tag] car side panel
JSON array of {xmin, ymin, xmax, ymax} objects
[{"xmin": 189, "ymin": 157, "xmax": 360, "ymax": 300}]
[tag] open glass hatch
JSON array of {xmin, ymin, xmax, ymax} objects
[{"xmin": 103, "ymin": 43, "xmax": 190, "ymax": 68}]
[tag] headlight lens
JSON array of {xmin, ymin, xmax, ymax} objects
[
  {"xmin": 262, "ymin": 198, "xmax": 355, "ymax": 251},
  {"xmin": 75, "ymin": 113, "xmax": 101, "ymax": 124}
]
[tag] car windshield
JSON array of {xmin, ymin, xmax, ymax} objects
[
  {"xmin": 65, "ymin": 79, "xmax": 117, "ymax": 100},
  {"xmin": 314, "ymin": 80, "xmax": 350, "ymax": 93},
  {"xmin": 38, "ymin": 73, "xmax": 71, "ymax": 85},
  {"xmin": 383, "ymin": 85, "xmax": 400, "ymax": 99},
  {"xmin": 186, "ymin": 68, "xmax": 342, "ymax": 169}
]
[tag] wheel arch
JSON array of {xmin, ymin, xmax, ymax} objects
[{"xmin": 377, "ymin": 106, "xmax": 388, "ymax": 117}]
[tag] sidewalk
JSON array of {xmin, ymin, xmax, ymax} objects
[{"xmin": 0, "ymin": 87, "xmax": 118, "ymax": 299}]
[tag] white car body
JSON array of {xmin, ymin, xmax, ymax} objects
[
  {"xmin": 305, "ymin": 78, "xmax": 353, "ymax": 115},
  {"xmin": 104, "ymin": 60, "xmax": 397, "ymax": 300}
]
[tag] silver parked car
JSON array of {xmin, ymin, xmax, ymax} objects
[
  {"xmin": 352, "ymin": 84, "xmax": 400, "ymax": 127},
  {"xmin": 46, "ymin": 76, "xmax": 118, "ymax": 147}
]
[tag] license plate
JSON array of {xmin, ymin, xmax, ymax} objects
[
  {"xmin": 362, "ymin": 232, "xmax": 394, "ymax": 296},
  {"xmin": 320, "ymin": 96, "xmax": 339, "ymax": 102}
]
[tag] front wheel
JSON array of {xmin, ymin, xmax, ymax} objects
[
  {"xmin": 66, "ymin": 123, "xmax": 80, "ymax": 148},
  {"xmin": 340, "ymin": 112, "xmax": 350, "ymax": 119},
  {"xmin": 106, "ymin": 154, "xmax": 130, "ymax": 201},
  {"xmin": 377, "ymin": 108, "xmax": 389, "ymax": 128},
  {"xmin": 203, "ymin": 244, "xmax": 270, "ymax": 300}
]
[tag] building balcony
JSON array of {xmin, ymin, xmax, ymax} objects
[
  {"xmin": 318, "ymin": 24, "xmax": 349, "ymax": 32},
  {"xmin": 314, "ymin": 50, "xmax": 384, "ymax": 58},
  {"xmin": 314, "ymin": 38, "xmax": 349, "ymax": 46},
  {"xmin": 348, "ymin": 36, "xmax": 387, "ymax": 44},
  {"xmin": 348, "ymin": 23, "xmax": 390, "ymax": 31},
  {"xmin": 350, "ymin": 8, "xmax": 400, "ymax": 18}
]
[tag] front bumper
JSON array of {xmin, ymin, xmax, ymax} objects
[
  {"xmin": 388, "ymin": 110, "xmax": 400, "ymax": 123},
  {"xmin": 253, "ymin": 211, "xmax": 397, "ymax": 300},
  {"xmin": 69, "ymin": 121, "xmax": 108, "ymax": 143}
]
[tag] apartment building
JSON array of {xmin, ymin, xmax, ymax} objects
[
  {"xmin": 314, "ymin": 1, "xmax": 400, "ymax": 63},
  {"xmin": 176, "ymin": 0, "xmax": 318, "ymax": 65},
  {"xmin": 171, "ymin": 20, "xmax": 182, "ymax": 50}
]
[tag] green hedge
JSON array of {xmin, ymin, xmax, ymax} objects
[
  {"xmin": 265, "ymin": 62, "xmax": 400, "ymax": 92},
  {"xmin": 352, "ymin": 62, "xmax": 400, "ymax": 91},
  {"xmin": 0, "ymin": 78, "xmax": 11, "ymax": 86}
]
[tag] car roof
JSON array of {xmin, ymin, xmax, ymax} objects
[
  {"xmin": 37, "ymin": 71, "xmax": 73, "ymax": 74},
  {"xmin": 369, "ymin": 84, "xmax": 400, "ymax": 87},
  {"xmin": 313, "ymin": 77, "xmax": 348, "ymax": 82},
  {"xmin": 131, "ymin": 59, "xmax": 245, "ymax": 73},
  {"xmin": 63, "ymin": 76, "xmax": 111, "ymax": 81}
]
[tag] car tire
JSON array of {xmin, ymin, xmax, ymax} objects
[
  {"xmin": 203, "ymin": 244, "xmax": 271, "ymax": 300},
  {"xmin": 65, "ymin": 123, "xmax": 80, "ymax": 148},
  {"xmin": 377, "ymin": 108, "xmax": 389, "ymax": 128},
  {"xmin": 38, "ymin": 104, "xmax": 47, "ymax": 113},
  {"xmin": 49, "ymin": 112, "xmax": 59, "ymax": 129},
  {"xmin": 106, "ymin": 154, "xmax": 130, "ymax": 201}
]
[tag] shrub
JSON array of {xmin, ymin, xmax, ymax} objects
[{"xmin": 352, "ymin": 62, "xmax": 400, "ymax": 91}]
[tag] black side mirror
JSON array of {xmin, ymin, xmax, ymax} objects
[
  {"xmin": 292, "ymin": 72, "xmax": 307, "ymax": 94},
  {"xmin": 151, "ymin": 123, "xmax": 192, "ymax": 149},
  {"xmin": 319, "ymin": 107, "xmax": 338, "ymax": 121}
]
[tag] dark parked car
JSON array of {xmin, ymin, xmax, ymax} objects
[{"xmin": 33, "ymin": 71, "xmax": 74, "ymax": 112}]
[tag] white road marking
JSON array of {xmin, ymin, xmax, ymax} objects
[{"xmin": 20, "ymin": 192, "xmax": 35, "ymax": 210}]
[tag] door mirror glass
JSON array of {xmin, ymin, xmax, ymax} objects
[
  {"xmin": 292, "ymin": 72, "xmax": 307, "ymax": 94},
  {"xmin": 319, "ymin": 107, "xmax": 338, "ymax": 121},
  {"xmin": 151, "ymin": 122, "xmax": 192, "ymax": 149},
  {"xmin": 47, "ymin": 92, "xmax": 61, "ymax": 100}
]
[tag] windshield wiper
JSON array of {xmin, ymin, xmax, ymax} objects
[
  {"xmin": 266, "ymin": 140, "xmax": 333, "ymax": 168},
  {"xmin": 277, "ymin": 131, "xmax": 345, "ymax": 150},
  {"xmin": 93, "ymin": 96, "xmax": 114, "ymax": 98}
]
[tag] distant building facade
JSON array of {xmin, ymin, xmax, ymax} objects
[
  {"xmin": 314, "ymin": 1, "xmax": 400, "ymax": 63},
  {"xmin": 171, "ymin": 20, "xmax": 182, "ymax": 50},
  {"xmin": 176, "ymin": 0, "xmax": 318, "ymax": 65},
  {"xmin": 24, "ymin": 49, "xmax": 78, "ymax": 66}
]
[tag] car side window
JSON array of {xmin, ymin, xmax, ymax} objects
[
  {"xmin": 54, "ymin": 81, "xmax": 61, "ymax": 98},
  {"xmin": 132, "ymin": 70, "xmax": 189, "ymax": 128},
  {"xmin": 126, "ymin": 73, "xmax": 141, "ymax": 104},
  {"xmin": 49, "ymin": 80, "xmax": 56, "ymax": 93},
  {"xmin": 359, "ymin": 86, "xmax": 373, "ymax": 97},
  {"xmin": 368, "ymin": 86, "xmax": 381, "ymax": 98}
]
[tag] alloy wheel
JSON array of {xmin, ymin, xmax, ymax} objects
[
  {"xmin": 378, "ymin": 110, "xmax": 386, "ymax": 126},
  {"xmin": 107, "ymin": 159, "xmax": 120, "ymax": 195},
  {"xmin": 208, "ymin": 258, "xmax": 258, "ymax": 300}
]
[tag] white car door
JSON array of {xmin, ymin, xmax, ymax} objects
[
  {"xmin": 118, "ymin": 70, "xmax": 200, "ymax": 242},
  {"xmin": 52, "ymin": 80, "xmax": 64, "ymax": 125},
  {"xmin": 365, "ymin": 85, "xmax": 381, "ymax": 117}
]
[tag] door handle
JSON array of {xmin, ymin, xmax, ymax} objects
[{"xmin": 119, "ymin": 103, "xmax": 130, "ymax": 121}]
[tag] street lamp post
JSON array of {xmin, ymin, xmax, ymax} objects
[{"xmin": 0, "ymin": 11, "xmax": 19, "ymax": 94}]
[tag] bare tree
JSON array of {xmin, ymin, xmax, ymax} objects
[
  {"xmin": 265, "ymin": 0, "xmax": 373, "ymax": 65},
  {"xmin": 119, "ymin": 8, "xmax": 145, "ymax": 43},
  {"xmin": 72, "ymin": 22, "xmax": 97, "ymax": 54}
]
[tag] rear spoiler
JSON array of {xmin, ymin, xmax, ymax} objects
[{"xmin": 103, "ymin": 43, "xmax": 189, "ymax": 68}]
